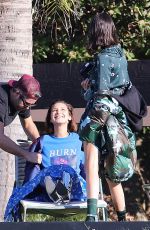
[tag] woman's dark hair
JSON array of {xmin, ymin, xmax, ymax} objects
[
  {"xmin": 88, "ymin": 11, "xmax": 119, "ymax": 53},
  {"xmin": 45, "ymin": 100, "xmax": 77, "ymax": 134}
]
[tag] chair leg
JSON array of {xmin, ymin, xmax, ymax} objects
[
  {"xmin": 103, "ymin": 208, "xmax": 108, "ymax": 221},
  {"xmin": 99, "ymin": 178, "xmax": 108, "ymax": 221},
  {"xmin": 22, "ymin": 207, "xmax": 27, "ymax": 222},
  {"xmin": 98, "ymin": 207, "xmax": 108, "ymax": 221}
]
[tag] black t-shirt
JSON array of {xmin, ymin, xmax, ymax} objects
[{"xmin": 0, "ymin": 83, "xmax": 30, "ymax": 127}]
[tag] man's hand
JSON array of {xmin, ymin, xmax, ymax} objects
[{"xmin": 25, "ymin": 151, "xmax": 42, "ymax": 164}]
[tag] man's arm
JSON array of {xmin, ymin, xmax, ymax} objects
[
  {"xmin": 0, "ymin": 121, "xmax": 42, "ymax": 163},
  {"xmin": 19, "ymin": 116, "xmax": 40, "ymax": 141}
]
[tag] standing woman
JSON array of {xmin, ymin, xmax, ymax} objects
[{"xmin": 78, "ymin": 10, "xmax": 145, "ymax": 222}]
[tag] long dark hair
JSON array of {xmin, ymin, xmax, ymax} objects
[
  {"xmin": 88, "ymin": 11, "xmax": 119, "ymax": 53},
  {"xmin": 45, "ymin": 100, "xmax": 77, "ymax": 134}
]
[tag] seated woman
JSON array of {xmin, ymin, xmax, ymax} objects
[
  {"xmin": 4, "ymin": 100, "xmax": 86, "ymax": 221},
  {"xmin": 24, "ymin": 100, "xmax": 86, "ymax": 203}
]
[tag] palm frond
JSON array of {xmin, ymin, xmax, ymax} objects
[{"xmin": 33, "ymin": 0, "xmax": 81, "ymax": 39}]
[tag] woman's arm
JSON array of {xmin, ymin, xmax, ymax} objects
[{"xmin": 90, "ymin": 96, "xmax": 121, "ymax": 127}]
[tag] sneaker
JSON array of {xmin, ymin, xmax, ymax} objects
[
  {"xmin": 55, "ymin": 180, "xmax": 70, "ymax": 203},
  {"xmin": 44, "ymin": 176, "xmax": 70, "ymax": 204},
  {"xmin": 62, "ymin": 172, "xmax": 72, "ymax": 193},
  {"xmin": 44, "ymin": 176, "xmax": 61, "ymax": 204},
  {"xmin": 44, "ymin": 176, "xmax": 56, "ymax": 195}
]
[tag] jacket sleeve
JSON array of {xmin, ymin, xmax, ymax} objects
[
  {"xmin": 89, "ymin": 96, "xmax": 120, "ymax": 127},
  {"xmin": 89, "ymin": 98, "xmax": 111, "ymax": 127}
]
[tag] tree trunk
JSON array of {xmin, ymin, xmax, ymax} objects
[{"xmin": 0, "ymin": 0, "xmax": 32, "ymax": 221}]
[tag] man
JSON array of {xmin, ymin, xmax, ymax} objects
[{"xmin": 0, "ymin": 74, "xmax": 42, "ymax": 164}]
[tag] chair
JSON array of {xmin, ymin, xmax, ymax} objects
[
  {"xmin": 16, "ymin": 140, "xmax": 108, "ymax": 222},
  {"xmin": 20, "ymin": 197, "xmax": 107, "ymax": 222}
]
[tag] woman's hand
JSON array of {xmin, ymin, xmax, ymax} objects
[{"xmin": 81, "ymin": 78, "xmax": 90, "ymax": 91}]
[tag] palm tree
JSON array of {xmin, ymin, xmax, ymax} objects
[
  {"xmin": 0, "ymin": 0, "xmax": 79, "ymax": 221},
  {"xmin": 0, "ymin": 0, "xmax": 32, "ymax": 221},
  {"xmin": 33, "ymin": 0, "xmax": 80, "ymax": 39}
]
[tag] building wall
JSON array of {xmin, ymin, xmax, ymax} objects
[{"xmin": 32, "ymin": 60, "xmax": 150, "ymax": 126}]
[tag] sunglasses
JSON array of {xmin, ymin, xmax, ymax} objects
[
  {"xmin": 19, "ymin": 94, "xmax": 37, "ymax": 108},
  {"xmin": 12, "ymin": 88, "xmax": 37, "ymax": 107}
]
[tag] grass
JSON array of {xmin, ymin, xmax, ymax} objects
[{"xmin": 25, "ymin": 213, "xmax": 86, "ymax": 222}]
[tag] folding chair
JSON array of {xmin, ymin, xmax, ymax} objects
[
  {"xmin": 16, "ymin": 140, "xmax": 108, "ymax": 222},
  {"xmin": 20, "ymin": 197, "xmax": 107, "ymax": 222}
]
